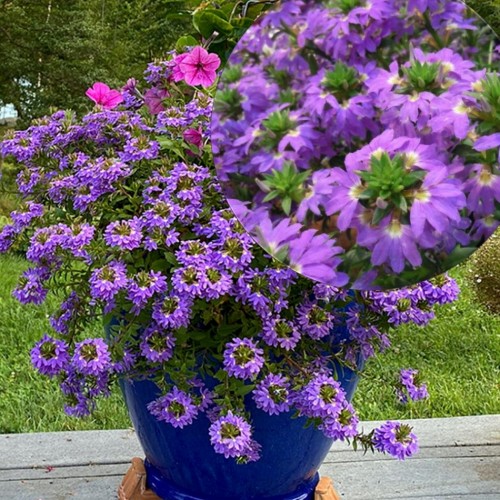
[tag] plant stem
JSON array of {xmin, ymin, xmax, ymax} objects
[{"xmin": 423, "ymin": 11, "xmax": 445, "ymax": 49}]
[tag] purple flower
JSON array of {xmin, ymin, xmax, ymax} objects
[
  {"xmin": 464, "ymin": 164, "xmax": 500, "ymax": 217},
  {"xmin": 50, "ymin": 292, "xmax": 81, "ymax": 334},
  {"xmin": 357, "ymin": 219, "xmax": 422, "ymax": 274},
  {"xmin": 288, "ymin": 230, "xmax": 349, "ymax": 287},
  {"xmin": 296, "ymin": 374, "xmax": 346, "ymax": 419},
  {"xmin": 89, "ymin": 261, "xmax": 128, "ymax": 308},
  {"xmin": 397, "ymin": 369, "xmax": 429, "ymax": 403},
  {"xmin": 253, "ymin": 373, "xmax": 291, "ymax": 415},
  {"xmin": 147, "ymin": 387, "xmax": 199, "ymax": 428},
  {"xmin": 31, "ymin": 335, "xmax": 70, "ymax": 377},
  {"xmin": 144, "ymin": 87, "xmax": 170, "ymax": 115},
  {"xmin": 209, "ymin": 411, "xmax": 253, "ymax": 459},
  {"xmin": 12, "ymin": 268, "xmax": 49, "ymax": 305},
  {"xmin": 261, "ymin": 317, "xmax": 301, "ymax": 351},
  {"xmin": 104, "ymin": 218, "xmax": 143, "ymax": 251},
  {"xmin": 152, "ymin": 292, "xmax": 192, "ymax": 329},
  {"xmin": 223, "ymin": 338, "xmax": 264, "ymax": 380},
  {"xmin": 410, "ymin": 167, "xmax": 466, "ymax": 238},
  {"xmin": 474, "ymin": 133, "xmax": 500, "ymax": 152},
  {"xmin": 139, "ymin": 324, "xmax": 175, "ymax": 363},
  {"xmin": 373, "ymin": 421, "xmax": 419, "ymax": 460},
  {"xmin": 296, "ymin": 302, "xmax": 335, "ymax": 340},
  {"xmin": 72, "ymin": 338, "xmax": 111, "ymax": 376},
  {"xmin": 120, "ymin": 137, "xmax": 160, "ymax": 162},
  {"xmin": 320, "ymin": 401, "xmax": 359, "ymax": 441},
  {"xmin": 127, "ymin": 271, "xmax": 167, "ymax": 314}
]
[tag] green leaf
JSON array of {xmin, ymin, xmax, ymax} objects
[
  {"xmin": 372, "ymin": 206, "xmax": 391, "ymax": 225},
  {"xmin": 235, "ymin": 383, "xmax": 255, "ymax": 396},
  {"xmin": 193, "ymin": 9, "xmax": 233, "ymax": 38},
  {"xmin": 175, "ymin": 35, "xmax": 199, "ymax": 52},
  {"xmin": 262, "ymin": 190, "xmax": 281, "ymax": 202},
  {"xmin": 281, "ymin": 197, "xmax": 292, "ymax": 215}
]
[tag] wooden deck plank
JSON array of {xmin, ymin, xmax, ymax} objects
[
  {"xmin": 0, "ymin": 415, "xmax": 497, "ymax": 499},
  {"xmin": 0, "ymin": 475, "xmax": 123, "ymax": 500},
  {"xmin": 1, "ymin": 415, "xmax": 498, "ymax": 470},
  {"xmin": 322, "ymin": 456, "xmax": 500, "ymax": 498}
]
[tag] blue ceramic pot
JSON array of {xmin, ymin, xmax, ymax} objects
[{"xmin": 115, "ymin": 316, "xmax": 361, "ymax": 500}]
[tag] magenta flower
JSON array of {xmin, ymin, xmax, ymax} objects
[
  {"xmin": 179, "ymin": 46, "xmax": 221, "ymax": 87},
  {"xmin": 183, "ymin": 126, "xmax": 203, "ymax": 149},
  {"xmin": 172, "ymin": 53, "xmax": 189, "ymax": 82},
  {"xmin": 85, "ymin": 82, "xmax": 123, "ymax": 109},
  {"xmin": 144, "ymin": 87, "xmax": 170, "ymax": 115}
]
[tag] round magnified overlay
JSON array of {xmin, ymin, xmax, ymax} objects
[{"xmin": 211, "ymin": 0, "xmax": 500, "ymax": 290}]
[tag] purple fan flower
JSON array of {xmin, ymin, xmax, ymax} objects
[
  {"xmin": 296, "ymin": 374, "xmax": 346, "ymax": 419},
  {"xmin": 320, "ymin": 401, "xmax": 359, "ymax": 441},
  {"xmin": 261, "ymin": 317, "xmax": 301, "ymax": 351},
  {"xmin": 397, "ymin": 369, "xmax": 429, "ymax": 403},
  {"xmin": 288, "ymin": 230, "xmax": 348, "ymax": 287},
  {"xmin": 12, "ymin": 268, "xmax": 48, "ymax": 305},
  {"xmin": 147, "ymin": 387, "xmax": 198, "ymax": 428},
  {"xmin": 410, "ymin": 168, "xmax": 466, "ymax": 238},
  {"xmin": 373, "ymin": 421, "xmax": 419, "ymax": 460},
  {"xmin": 31, "ymin": 335, "xmax": 70, "ymax": 377},
  {"xmin": 474, "ymin": 133, "xmax": 500, "ymax": 152},
  {"xmin": 127, "ymin": 271, "xmax": 168, "ymax": 314},
  {"xmin": 104, "ymin": 218, "xmax": 143, "ymax": 251},
  {"xmin": 296, "ymin": 302, "xmax": 335, "ymax": 340},
  {"xmin": 89, "ymin": 261, "xmax": 128, "ymax": 307},
  {"xmin": 209, "ymin": 411, "xmax": 253, "ymax": 459},
  {"xmin": 223, "ymin": 338, "xmax": 264, "ymax": 380},
  {"xmin": 140, "ymin": 324, "xmax": 175, "ymax": 363},
  {"xmin": 152, "ymin": 292, "xmax": 192, "ymax": 329},
  {"xmin": 357, "ymin": 219, "xmax": 422, "ymax": 274},
  {"xmin": 253, "ymin": 373, "xmax": 291, "ymax": 415},
  {"xmin": 72, "ymin": 338, "xmax": 111, "ymax": 376}
]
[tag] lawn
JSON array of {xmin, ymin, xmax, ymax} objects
[{"xmin": 0, "ymin": 253, "xmax": 498, "ymax": 433}]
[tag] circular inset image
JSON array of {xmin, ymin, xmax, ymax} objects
[{"xmin": 211, "ymin": 0, "xmax": 500, "ymax": 290}]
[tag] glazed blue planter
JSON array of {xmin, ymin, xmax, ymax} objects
[{"xmin": 115, "ymin": 318, "xmax": 362, "ymax": 500}]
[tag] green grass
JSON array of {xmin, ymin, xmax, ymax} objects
[
  {"xmin": 354, "ymin": 267, "xmax": 500, "ymax": 420},
  {"xmin": 0, "ymin": 255, "xmax": 131, "ymax": 433},
  {"xmin": 0, "ymin": 253, "xmax": 498, "ymax": 433}
]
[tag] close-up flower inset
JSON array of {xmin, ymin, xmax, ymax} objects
[{"xmin": 211, "ymin": 0, "xmax": 500, "ymax": 290}]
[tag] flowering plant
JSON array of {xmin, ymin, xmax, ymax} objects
[
  {"xmin": 1, "ymin": 14, "xmax": 460, "ymax": 464},
  {"xmin": 212, "ymin": 0, "xmax": 500, "ymax": 290}
]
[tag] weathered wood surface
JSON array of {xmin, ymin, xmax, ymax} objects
[{"xmin": 0, "ymin": 415, "xmax": 498, "ymax": 499}]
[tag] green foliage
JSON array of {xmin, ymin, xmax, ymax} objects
[
  {"xmin": 466, "ymin": 0, "xmax": 500, "ymax": 34},
  {"xmin": 262, "ymin": 163, "xmax": 311, "ymax": 215},
  {"xmin": 179, "ymin": 0, "xmax": 278, "ymax": 63},
  {"xmin": 0, "ymin": 0, "xmax": 193, "ymax": 124}
]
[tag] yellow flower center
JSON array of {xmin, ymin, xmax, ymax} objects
[
  {"xmin": 479, "ymin": 168, "xmax": 494, "ymax": 187},
  {"xmin": 386, "ymin": 219, "xmax": 403, "ymax": 238},
  {"xmin": 371, "ymin": 147, "xmax": 386, "ymax": 160},
  {"xmin": 453, "ymin": 102, "xmax": 469, "ymax": 115},
  {"xmin": 414, "ymin": 188, "xmax": 430, "ymax": 202}
]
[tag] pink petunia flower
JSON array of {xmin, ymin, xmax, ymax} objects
[
  {"xmin": 144, "ymin": 87, "xmax": 170, "ymax": 115},
  {"xmin": 85, "ymin": 82, "xmax": 123, "ymax": 109},
  {"xmin": 179, "ymin": 46, "xmax": 221, "ymax": 87},
  {"xmin": 172, "ymin": 53, "xmax": 190, "ymax": 82},
  {"xmin": 183, "ymin": 126, "xmax": 203, "ymax": 149}
]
